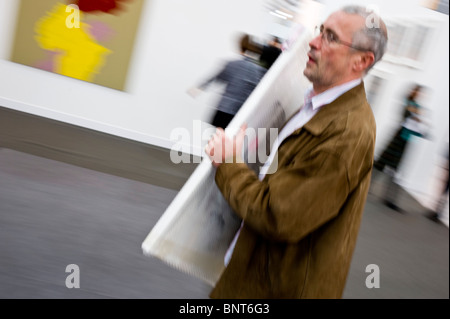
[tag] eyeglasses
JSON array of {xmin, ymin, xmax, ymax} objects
[{"xmin": 314, "ymin": 25, "xmax": 371, "ymax": 52}]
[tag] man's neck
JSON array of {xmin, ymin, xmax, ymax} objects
[
  {"xmin": 312, "ymin": 76, "xmax": 362, "ymax": 96},
  {"xmin": 307, "ymin": 78, "xmax": 362, "ymax": 110}
]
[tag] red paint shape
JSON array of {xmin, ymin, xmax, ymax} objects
[{"xmin": 71, "ymin": 0, "xmax": 130, "ymax": 14}]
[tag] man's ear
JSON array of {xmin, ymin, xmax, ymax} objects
[{"xmin": 353, "ymin": 51, "xmax": 375, "ymax": 73}]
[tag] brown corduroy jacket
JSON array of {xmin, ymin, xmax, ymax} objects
[{"xmin": 210, "ymin": 82, "xmax": 376, "ymax": 299}]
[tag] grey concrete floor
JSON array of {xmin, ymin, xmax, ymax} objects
[{"xmin": 0, "ymin": 148, "xmax": 448, "ymax": 299}]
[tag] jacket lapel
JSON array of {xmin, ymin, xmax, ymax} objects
[{"xmin": 291, "ymin": 82, "xmax": 367, "ymax": 137}]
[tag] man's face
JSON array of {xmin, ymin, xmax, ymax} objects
[{"xmin": 303, "ymin": 11, "xmax": 366, "ymax": 93}]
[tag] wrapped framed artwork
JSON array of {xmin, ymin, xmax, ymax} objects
[{"xmin": 9, "ymin": 0, "xmax": 145, "ymax": 91}]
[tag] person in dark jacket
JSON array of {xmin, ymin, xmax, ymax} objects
[
  {"xmin": 259, "ymin": 36, "xmax": 282, "ymax": 69},
  {"xmin": 188, "ymin": 34, "xmax": 267, "ymax": 129},
  {"xmin": 374, "ymin": 84, "xmax": 427, "ymax": 211}
]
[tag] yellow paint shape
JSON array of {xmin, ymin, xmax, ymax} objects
[{"xmin": 35, "ymin": 3, "xmax": 111, "ymax": 82}]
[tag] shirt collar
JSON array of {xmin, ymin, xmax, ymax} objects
[{"xmin": 305, "ymin": 78, "xmax": 362, "ymax": 111}]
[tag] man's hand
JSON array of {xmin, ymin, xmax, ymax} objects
[{"xmin": 205, "ymin": 124, "xmax": 247, "ymax": 167}]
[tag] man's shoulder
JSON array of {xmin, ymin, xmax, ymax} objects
[
  {"xmin": 341, "ymin": 97, "xmax": 376, "ymax": 139},
  {"xmin": 339, "ymin": 83, "xmax": 375, "ymax": 128},
  {"xmin": 305, "ymin": 83, "xmax": 374, "ymax": 138}
]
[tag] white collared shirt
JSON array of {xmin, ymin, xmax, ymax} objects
[{"xmin": 224, "ymin": 78, "xmax": 362, "ymax": 266}]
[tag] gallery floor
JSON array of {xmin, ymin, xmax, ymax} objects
[{"xmin": 0, "ymin": 147, "xmax": 448, "ymax": 299}]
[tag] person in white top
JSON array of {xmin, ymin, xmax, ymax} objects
[{"xmin": 205, "ymin": 5, "xmax": 388, "ymax": 299}]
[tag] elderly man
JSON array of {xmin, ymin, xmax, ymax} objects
[{"xmin": 205, "ymin": 5, "xmax": 388, "ymax": 299}]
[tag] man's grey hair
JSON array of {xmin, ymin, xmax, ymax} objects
[{"xmin": 341, "ymin": 5, "xmax": 388, "ymax": 72}]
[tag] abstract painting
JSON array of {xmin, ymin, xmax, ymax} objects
[{"xmin": 9, "ymin": 0, "xmax": 145, "ymax": 91}]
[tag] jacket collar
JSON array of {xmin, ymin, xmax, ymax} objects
[
  {"xmin": 297, "ymin": 82, "xmax": 368, "ymax": 136},
  {"xmin": 309, "ymin": 78, "xmax": 362, "ymax": 111}
]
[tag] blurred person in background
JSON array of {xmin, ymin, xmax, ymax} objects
[
  {"xmin": 258, "ymin": 36, "xmax": 283, "ymax": 69},
  {"xmin": 205, "ymin": 5, "xmax": 388, "ymax": 298},
  {"xmin": 374, "ymin": 84, "xmax": 428, "ymax": 212},
  {"xmin": 427, "ymin": 150, "xmax": 449, "ymax": 223},
  {"xmin": 188, "ymin": 34, "xmax": 268, "ymax": 129}
]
